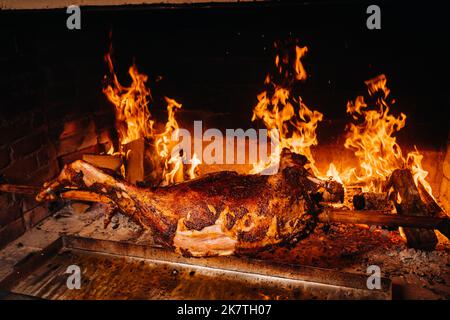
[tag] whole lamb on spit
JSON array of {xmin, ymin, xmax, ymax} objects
[{"xmin": 36, "ymin": 149, "xmax": 339, "ymax": 257}]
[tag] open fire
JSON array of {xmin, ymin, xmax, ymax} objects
[
  {"xmin": 100, "ymin": 40, "xmax": 440, "ymax": 205},
  {"xmin": 0, "ymin": 34, "xmax": 448, "ymax": 259},
  {"xmin": 103, "ymin": 46, "xmax": 200, "ymax": 186},
  {"xmin": 6, "ymin": 39, "xmax": 440, "ymax": 256},
  {"xmin": 0, "ymin": 1, "xmax": 449, "ymax": 302}
]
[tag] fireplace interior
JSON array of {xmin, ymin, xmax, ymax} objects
[{"xmin": 0, "ymin": 1, "xmax": 449, "ymax": 300}]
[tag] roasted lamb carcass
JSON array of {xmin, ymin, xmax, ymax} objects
[{"xmin": 36, "ymin": 149, "xmax": 321, "ymax": 257}]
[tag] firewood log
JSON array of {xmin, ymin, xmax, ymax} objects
[
  {"xmin": 353, "ymin": 192, "xmax": 393, "ymax": 211},
  {"xmin": 417, "ymin": 181, "xmax": 447, "ymax": 218},
  {"xmin": 385, "ymin": 169, "xmax": 438, "ymax": 250},
  {"xmin": 307, "ymin": 177, "xmax": 344, "ymax": 203},
  {"xmin": 82, "ymin": 154, "xmax": 123, "ymax": 172},
  {"xmin": 123, "ymin": 138, "xmax": 145, "ymax": 184},
  {"xmin": 318, "ymin": 209, "xmax": 449, "ymax": 238}
]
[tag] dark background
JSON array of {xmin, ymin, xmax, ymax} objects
[{"xmin": 0, "ymin": 0, "xmax": 449, "ymax": 148}]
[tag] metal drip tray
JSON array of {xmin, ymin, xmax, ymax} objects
[{"xmin": 0, "ymin": 236, "xmax": 391, "ymax": 300}]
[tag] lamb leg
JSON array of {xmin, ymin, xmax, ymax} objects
[{"xmin": 36, "ymin": 160, "xmax": 178, "ymax": 245}]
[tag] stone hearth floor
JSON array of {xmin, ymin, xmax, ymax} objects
[{"xmin": 0, "ymin": 202, "xmax": 449, "ymax": 300}]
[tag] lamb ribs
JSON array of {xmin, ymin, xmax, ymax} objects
[{"xmin": 36, "ymin": 149, "xmax": 320, "ymax": 257}]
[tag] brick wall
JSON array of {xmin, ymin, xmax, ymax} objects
[
  {"xmin": 0, "ymin": 27, "xmax": 116, "ymax": 248},
  {"xmin": 439, "ymin": 133, "xmax": 450, "ymax": 214}
]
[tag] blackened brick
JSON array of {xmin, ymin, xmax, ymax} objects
[
  {"xmin": 23, "ymin": 205, "xmax": 50, "ymax": 229},
  {"xmin": 57, "ymin": 129, "xmax": 98, "ymax": 157},
  {"xmin": 0, "ymin": 193, "xmax": 22, "ymax": 227},
  {"xmin": 58, "ymin": 117, "xmax": 92, "ymax": 140},
  {"xmin": 93, "ymin": 111, "xmax": 115, "ymax": 131},
  {"xmin": 0, "ymin": 31, "xmax": 17, "ymax": 59},
  {"xmin": 0, "ymin": 218, "xmax": 25, "ymax": 249},
  {"xmin": 0, "ymin": 147, "xmax": 11, "ymax": 169},
  {"xmin": 2, "ymin": 155, "xmax": 39, "ymax": 184},
  {"xmin": 11, "ymin": 131, "xmax": 45, "ymax": 159},
  {"xmin": 0, "ymin": 118, "xmax": 33, "ymax": 146},
  {"xmin": 27, "ymin": 160, "xmax": 59, "ymax": 186},
  {"xmin": 36, "ymin": 147, "xmax": 50, "ymax": 166},
  {"xmin": 21, "ymin": 196, "xmax": 39, "ymax": 213},
  {"xmin": 31, "ymin": 111, "xmax": 45, "ymax": 130},
  {"xmin": 58, "ymin": 145, "xmax": 98, "ymax": 166}
]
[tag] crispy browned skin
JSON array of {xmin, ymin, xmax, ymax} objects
[{"xmin": 37, "ymin": 149, "xmax": 319, "ymax": 257}]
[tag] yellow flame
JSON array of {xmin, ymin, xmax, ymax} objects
[
  {"xmin": 162, "ymin": 152, "xmax": 184, "ymax": 186},
  {"xmin": 294, "ymin": 45, "xmax": 308, "ymax": 81},
  {"xmin": 188, "ymin": 153, "xmax": 201, "ymax": 180},
  {"xmin": 251, "ymin": 45, "xmax": 323, "ymax": 175},
  {"xmin": 103, "ymin": 44, "xmax": 435, "ymax": 199},
  {"xmin": 155, "ymin": 97, "xmax": 182, "ymax": 159},
  {"xmin": 406, "ymin": 148, "xmax": 434, "ymax": 198},
  {"xmin": 103, "ymin": 52, "xmax": 154, "ymax": 145},
  {"xmin": 341, "ymin": 74, "xmax": 433, "ymax": 195},
  {"xmin": 106, "ymin": 144, "xmax": 115, "ymax": 155},
  {"xmin": 103, "ymin": 51, "xmax": 198, "ymax": 185},
  {"xmin": 325, "ymin": 163, "xmax": 343, "ymax": 184}
]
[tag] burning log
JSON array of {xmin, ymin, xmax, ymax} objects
[
  {"xmin": 123, "ymin": 138, "xmax": 145, "ymax": 184},
  {"xmin": 352, "ymin": 192, "xmax": 392, "ymax": 211},
  {"xmin": 417, "ymin": 181, "xmax": 447, "ymax": 218},
  {"xmin": 318, "ymin": 210, "xmax": 450, "ymax": 238},
  {"xmin": 385, "ymin": 169, "xmax": 438, "ymax": 250},
  {"xmin": 307, "ymin": 176, "xmax": 344, "ymax": 203},
  {"xmin": 82, "ymin": 154, "xmax": 123, "ymax": 172}
]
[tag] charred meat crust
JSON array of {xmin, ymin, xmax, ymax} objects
[{"xmin": 37, "ymin": 149, "xmax": 320, "ymax": 257}]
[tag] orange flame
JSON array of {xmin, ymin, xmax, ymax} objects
[
  {"xmin": 103, "ymin": 51, "xmax": 198, "ymax": 185},
  {"xmin": 406, "ymin": 148, "xmax": 434, "ymax": 197},
  {"xmin": 342, "ymin": 74, "xmax": 433, "ymax": 195},
  {"xmin": 155, "ymin": 97, "xmax": 182, "ymax": 159},
  {"xmin": 251, "ymin": 45, "xmax": 323, "ymax": 174},
  {"xmin": 188, "ymin": 153, "xmax": 201, "ymax": 180},
  {"xmin": 102, "ymin": 43, "xmax": 435, "ymax": 199},
  {"xmin": 103, "ymin": 52, "xmax": 154, "ymax": 145},
  {"xmin": 325, "ymin": 163, "xmax": 343, "ymax": 185}
]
